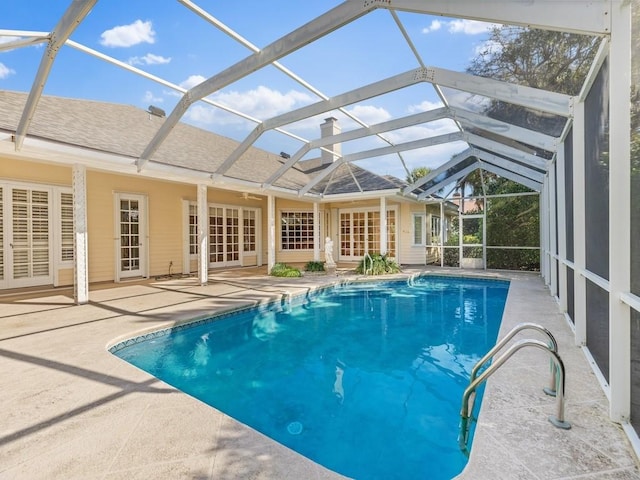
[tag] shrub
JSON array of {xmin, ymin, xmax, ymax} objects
[
  {"xmin": 270, "ymin": 263, "xmax": 302, "ymax": 277},
  {"xmin": 355, "ymin": 253, "xmax": 401, "ymax": 275},
  {"xmin": 304, "ymin": 261, "xmax": 326, "ymax": 272}
]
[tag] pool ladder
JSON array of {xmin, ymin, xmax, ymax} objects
[
  {"xmin": 363, "ymin": 252, "xmax": 373, "ymax": 276},
  {"xmin": 458, "ymin": 322, "xmax": 571, "ymax": 454}
]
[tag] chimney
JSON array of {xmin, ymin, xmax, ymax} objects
[{"xmin": 320, "ymin": 117, "xmax": 341, "ymax": 165}]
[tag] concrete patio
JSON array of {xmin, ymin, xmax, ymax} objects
[{"xmin": 1, "ymin": 267, "xmax": 639, "ymax": 479}]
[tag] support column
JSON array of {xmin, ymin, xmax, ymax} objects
[
  {"xmin": 573, "ymin": 101, "xmax": 587, "ymax": 347},
  {"xmin": 197, "ymin": 184, "xmax": 208, "ymax": 285},
  {"xmin": 313, "ymin": 202, "xmax": 320, "ymax": 262},
  {"xmin": 267, "ymin": 194, "xmax": 276, "ymax": 272},
  {"xmin": 608, "ymin": 0, "xmax": 632, "ymax": 423},
  {"xmin": 540, "ymin": 177, "xmax": 548, "ymax": 283},
  {"xmin": 549, "ymin": 161, "xmax": 558, "ymax": 297},
  {"xmin": 440, "ymin": 201, "xmax": 445, "ymax": 267},
  {"xmin": 380, "ymin": 196, "xmax": 387, "ymax": 255},
  {"xmin": 556, "ymin": 147, "xmax": 568, "ymax": 313},
  {"xmin": 72, "ymin": 164, "xmax": 89, "ymax": 305}
]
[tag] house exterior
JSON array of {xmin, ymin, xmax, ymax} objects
[{"xmin": 0, "ymin": 91, "xmax": 455, "ymax": 294}]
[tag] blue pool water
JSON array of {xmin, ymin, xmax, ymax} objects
[{"xmin": 112, "ymin": 275, "xmax": 509, "ymax": 479}]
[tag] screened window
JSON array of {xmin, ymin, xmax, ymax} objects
[
  {"xmin": 281, "ymin": 211, "xmax": 314, "ymax": 250},
  {"xmin": 431, "ymin": 216, "xmax": 441, "ymax": 244},
  {"xmin": 413, "ymin": 214, "xmax": 426, "ymax": 246}
]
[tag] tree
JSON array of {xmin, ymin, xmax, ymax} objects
[
  {"xmin": 462, "ymin": 26, "xmax": 600, "ymax": 270},
  {"xmin": 468, "ymin": 26, "xmax": 598, "ymax": 136},
  {"xmin": 406, "ymin": 166, "xmax": 431, "ymax": 184}
]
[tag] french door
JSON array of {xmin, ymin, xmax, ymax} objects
[
  {"xmin": 339, "ymin": 208, "xmax": 397, "ymax": 262},
  {"xmin": 209, "ymin": 206, "xmax": 241, "ymax": 268},
  {"xmin": 1, "ymin": 185, "xmax": 53, "ymax": 288},
  {"xmin": 116, "ymin": 194, "xmax": 147, "ymax": 280}
]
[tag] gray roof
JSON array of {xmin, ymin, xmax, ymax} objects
[{"xmin": 0, "ymin": 90, "xmax": 402, "ymax": 197}]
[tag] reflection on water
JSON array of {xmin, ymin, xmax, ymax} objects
[{"xmin": 115, "ymin": 276, "xmax": 509, "ymax": 480}]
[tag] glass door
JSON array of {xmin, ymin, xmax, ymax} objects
[{"xmin": 117, "ymin": 194, "xmax": 147, "ymax": 279}]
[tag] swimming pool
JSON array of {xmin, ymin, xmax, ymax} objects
[{"xmin": 111, "ymin": 275, "xmax": 509, "ymax": 479}]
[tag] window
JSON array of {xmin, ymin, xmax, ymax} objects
[
  {"xmin": 243, "ymin": 209, "xmax": 256, "ymax": 252},
  {"xmin": 188, "ymin": 203, "xmax": 198, "ymax": 255},
  {"xmin": 413, "ymin": 213, "xmax": 426, "ymax": 246},
  {"xmin": 60, "ymin": 192, "xmax": 74, "ymax": 262},
  {"xmin": 431, "ymin": 216, "xmax": 441, "ymax": 244},
  {"xmin": 281, "ymin": 211, "xmax": 314, "ymax": 250}
]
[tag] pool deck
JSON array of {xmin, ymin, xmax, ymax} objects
[{"xmin": 1, "ymin": 267, "xmax": 639, "ymax": 480}]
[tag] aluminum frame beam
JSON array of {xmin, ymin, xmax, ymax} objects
[
  {"xmin": 463, "ymin": 133, "xmax": 548, "ymax": 171},
  {"xmin": 478, "ymin": 161, "xmax": 542, "ymax": 192},
  {"xmin": 137, "ymin": 1, "xmax": 374, "ymax": 170},
  {"xmin": 417, "ymin": 163, "xmax": 479, "ymax": 199},
  {"xmin": 299, "ymin": 132, "xmax": 464, "ymax": 196},
  {"xmin": 429, "ymin": 66, "xmax": 572, "ymax": 118},
  {"xmin": 14, "ymin": 0, "xmax": 97, "ymax": 150},
  {"xmin": 264, "ymin": 107, "xmax": 451, "ymax": 187},
  {"xmin": 449, "ymin": 106, "xmax": 558, "ymax": 153},
  {"xmin": 473, "ymin": 149, "xmax": 544, "ymax": 184},
  {"xmin": 382, "ymin": 0, "xmax": 611, "ymax": 35},
  {"xmin": 214, "ymin": 67, "xmax": 430, "ymax": 176}
]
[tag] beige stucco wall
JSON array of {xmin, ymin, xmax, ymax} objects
[
  {"xmin": 398, "ymin": 202, "xmax": 426, "ymax": 265},
  {"xmin": 2, "ymin": 155, "xmax": 431, "ymax": 286},
  {"xmin": 86, "ymin": 170, "xmax": 197, "ymax": 282}
]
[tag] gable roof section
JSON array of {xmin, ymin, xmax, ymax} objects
[{"xmin": 1, "ymin": 90, "xmax": 400, "ymax": 197}]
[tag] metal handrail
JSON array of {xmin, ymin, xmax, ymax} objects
[
  {"xmin": 363, "ymin": 252, "xmax": 373, "ymax": 275},
  {"xmin": 458, "ymin": 338, "xmax": 570, "ymax": 453},
  {"xmin": 471, "ymin": 322, "xmax": 559, "ymax": 396}
]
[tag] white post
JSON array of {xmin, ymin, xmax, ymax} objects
[
  {"xmin": 197, "ymin": 184, "xmax": 208, "ymax": 285},
  {"xmin": 380, "ymin": 196, "xmax": 387, "ymax": 255},
  {"xmin": 440, "ymin": 201, "xmax": 445, "ymax": 267},
  {"xmin": 267, "ymin": 194, "xmax": 276, "ymax": 272},
  {"xmin": 540, "ymin": 177, "xmax": 548, "ymax": 283},
  {"xmin": 556, "ymin": 147, "xmax": 568, "ymax": 313},
  {"xmin": 549, "ymin": 161, "xmax": 558, "ymax": 297},
  {"xmin": 608, "ymin": 0, "xmax": 631, "ymax": 423},
  {"xmin": 313, "ymin": 202, "xmax": 320, "ymax": 262},
  {"xmin": 573, "ymin": 101, "xmax": 587, "ymax": 346},
  {"xmin": 72, "ymin": 164, "xmax": 89, "ymax": 305}
]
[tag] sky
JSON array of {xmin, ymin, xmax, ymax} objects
[{"xmin": 0, "ymin": 1, "xmax": 500, "ymax": 180}]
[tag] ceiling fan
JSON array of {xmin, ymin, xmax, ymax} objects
[{"xmin": 239, "ymin": 192, "xmax": 262, "ymax": 201}]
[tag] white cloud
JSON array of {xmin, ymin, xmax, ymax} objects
[
  {"xmin": 180, "ymin": 74, "xmax": 206, "ymax": 90},
  {"xmin": 183, "ymin": 85, "xmax": 316, "ymax": 127},
  {"xmin": 343, "ymin": 105, "xmax": 392, "ymax": 125},
  {"xmin": 211, "ymin": 86, "xmax": 315, "ymax": 119},
  {"xmin": 408, "ymin": 100, "xmax": 445, "ymax": 114},
  {"xmin": 129, "ymin": 53, "xmax": 171, "ymax": 66},
  {"xmin": 474, "ymin": 39, "xmax": 503, "ymax": 57},
  {"xmin": 422, "ymin": 19, "xmax": 498, "ymax": 36},
  {"xmin": 421, "ymin": 20, "xmax": 442, "ymax": 34},
  {"xmin": 143, "ymin": 91, "xmax": 163, "ymax": 104},
  {"xmin": 0, "ymin": 62, "xmax": 16, "ymax": 79},
  {"xmin": 100, "ymin": 20, "xmax": 155, "ymax": 47},
  {"xmin": 447, "ymin": 19, "xmax": 498, "ymax": 35}
]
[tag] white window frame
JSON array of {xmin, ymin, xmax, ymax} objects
[
  {"xmin": 280, "ymin": 210, "xmax": 315, "ymax": 251},
  {"xmin": 412, "ymin": 213, "xmax": 427, "ymax": 246}
]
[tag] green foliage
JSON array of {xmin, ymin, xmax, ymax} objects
[
  {"xmin": 270, "ymin": 263, "xmax": 302, "ymax": 277},
  {"xmin": 406, "ymin": 166, "xmax": 431, "ymax": 184},
  {"xmin": 304, "ymin": 261, "xmax": 325, "ymax": 272},
  {"xmin": 355, "ymin": 253, "xmax": 401, "ymax": 275}
]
